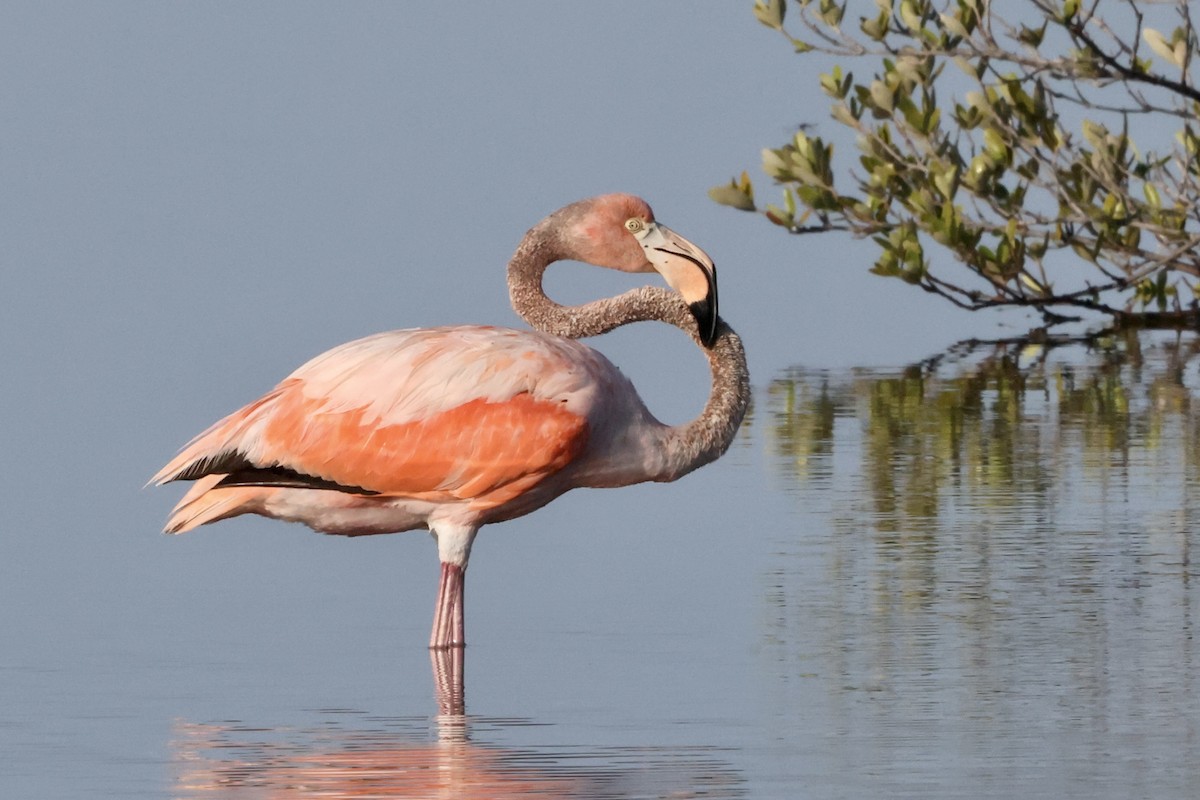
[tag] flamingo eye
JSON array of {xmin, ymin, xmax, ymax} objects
[{"xmin": 624, "ymin": 218, "xmax": 645, "ymax": 233}]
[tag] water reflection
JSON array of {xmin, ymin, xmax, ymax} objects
[
  {"xmin": 173, "ymin": 643, "xmax": 741, "ymax": 798},
  {"xmin": 762, "ymin": 329, "xmax": 1200, "ymax": 796},
  {"xmin": 431, "ymin": 648, "xmax": 465, "ymax": 717},
  {"xmin": 769, "ymin": 329, "xmax": 1200, "ymax": 504},
  {"xmin": 171, "ymin": 711, "xmax": 744, "ymax": 799}
]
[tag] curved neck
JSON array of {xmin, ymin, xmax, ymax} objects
[
  {"xmin": 656, "ymin": 321, "xmax": 749, "ymax": 480},
  {"xmin": 507, "ymin": 226, "xmax": 751, "ymax": 481}
]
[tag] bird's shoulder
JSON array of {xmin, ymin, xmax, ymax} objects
[{"xmin": 285, "ymin": 325, "xmax": 624, "ymax": 423}]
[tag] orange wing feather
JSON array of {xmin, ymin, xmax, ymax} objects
[
  {"xmin": 252, "ymin": 389, "xmax": 588, "ymax": 503},
  {"xmin": 153, "ymin": 327, "xmax": 601, "ymax": 523}
]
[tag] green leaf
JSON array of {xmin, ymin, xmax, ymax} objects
[
  {"xmin": 954, "ymin": 103, "xmax": 981, "ymax": 129},
  {"xmin": 762, "ymin": 148, "xmax": 791, "ymax": 180},
  {"xmin": 711, "ymin": 172, "xmax": 756, "ymax": 211},
  {"xmin": 1017, "ymin": 22, "xmax": 1047, "ymax": 48},
  {"xmin": 1081, "ymin": 119, "xmax": 1108, "ymax": 149},
  {"xmin": 831, "ymin": 103, "xmax": 859, "ymax": 127},
  {"xmin": 819, "ymin": 0, "xmax": 845, "ymax": 28},
  {"xmin": 1143, "ymin": 182, "xmax": 1161, "ymax": 209},
  {"xmin": 753, "ymin": 0, "xmax": 786, "ymax": 30},
  {"xmin": 765, "ymin": 204, "xmax": 794, "ymax": 226},
  {"xmin": 939, "ymin": 12, "xmax": 969, "ymax": 39},
  {"xmin": 983, "ymin": 127, "xmax": 1010, "ymax": 162},
  {"xmin": 1143, "ymin": 28, "xmax": 1184, "ymax": 68},
  {"xmin": 861, "ymin": 11, "xmax": 889, "ymax": 42},
  {"xmin": 820, "ymin": 70, "xmax": 844, "ymax": 98},
  {"xmin": 1019, "ymin": 272, "xmax": 1046, "ymax": 295},
  {"xmin": 709, "ymin": 182, "xmax": 756, "ymax": 212},
  {"xmin": 923, "ymin": 105, "xmax": 941, "ymax": 135},
  {"xmin": 869, "ymin": 80, "xmax": 895, "ymax": 114},
  {"xmin": 933, "ymin": 164, "xmax": 959, "ymax": 199},
  {"xmin": 898, "ymin": 0, "xmax": 923, "ymax": 33}
]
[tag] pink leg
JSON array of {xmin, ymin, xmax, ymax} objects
[{"xmin": 430, "ymin": 562, "xmax": 465, "ymax": 649}]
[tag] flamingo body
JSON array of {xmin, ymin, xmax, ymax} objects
[
  {"xmin": 154, "ymin": 194, "xmax": 749, "ymax": 649},
  {"xmin": 153, "ymin": 325, "xmax": 664, "ymax": 538}
]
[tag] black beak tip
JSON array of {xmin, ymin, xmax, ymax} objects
[{"xmin": 689, "ymin": 300, "xmax": 718, "ymax": 347}]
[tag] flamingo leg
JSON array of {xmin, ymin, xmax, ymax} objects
[{"xmin": 430, "ymin": 562, "xmax": 465, "ymax": 649}]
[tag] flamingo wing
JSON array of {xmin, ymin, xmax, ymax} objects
[{"xmin": 152, "ymin": 326, "xmax": 597, "ymax": 508}]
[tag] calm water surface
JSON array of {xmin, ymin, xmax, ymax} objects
[
  {"xmin": 758, "ymin": 329, "xmax": 1200, "ymax": 798},
  {"xmin": 5, "ymin": 330, "xmax": 1200, "ymax": 798}
]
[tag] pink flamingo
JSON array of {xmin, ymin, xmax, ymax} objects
[{"xmin": 152, "ymin": 194, "xmax": 749, "ymax": 649}]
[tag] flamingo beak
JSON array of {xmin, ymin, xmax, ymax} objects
[{"xmin": 638, "ymin": 223, "xmax": 719, "ymax": 346}]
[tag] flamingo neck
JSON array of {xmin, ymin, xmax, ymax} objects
[
  {"xmin": 506, "ymin": 225, "xmax": 751, "ymax": 483},
  {"xmin": 655, "ymin": 323, "xmax": 749, "ymax": 481}
]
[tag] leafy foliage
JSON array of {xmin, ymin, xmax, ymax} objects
[{"xmin": 715, "ymin": 1, "xmax": 1200, "ymax": 325}]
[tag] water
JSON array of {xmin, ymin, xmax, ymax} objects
[
  {"xmin": 5, "ymin": 329, "xmax": 1200, "ymax": 798},
  {"xmin": 757, "ymin": 329, "xmax": 1200, "ymax": 797}
]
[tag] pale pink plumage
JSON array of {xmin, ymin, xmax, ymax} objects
[
  {"xmin": 152, "ymin": 326, "xmax": 664, "ymax": 537},
  {"xmin": 153, "ymin": 194, "xmax": 749, "ymax": 650}
]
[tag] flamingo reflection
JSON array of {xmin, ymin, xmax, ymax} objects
[{"xmin": 172, "ymin": 701, "xmax": 744, "ymax": 798}]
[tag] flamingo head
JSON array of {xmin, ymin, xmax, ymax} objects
[{"xmin": 559, "ymin": 194, "xmax": 719, "ymax": 346}]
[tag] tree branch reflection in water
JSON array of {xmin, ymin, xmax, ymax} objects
[
  {"xmin": 770, "ymin": 329, "xmax": 1200, "ymax": 525},
  {"xmin": 761, "ymin": 330, "xmax": 1200, "ymax": 793}
]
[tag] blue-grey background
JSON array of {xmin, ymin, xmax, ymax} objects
[{"xmin": 1, "ymin": 3, "xmax": 1111, "ymax": 798}]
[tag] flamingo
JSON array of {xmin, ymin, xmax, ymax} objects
[{"xmin": 152, "ymin": 194, "xmax": 749, "ymax": 649}]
